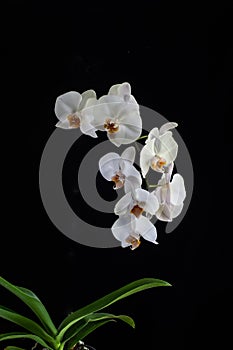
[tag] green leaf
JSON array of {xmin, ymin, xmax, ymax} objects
[
  {"xmin": 86, "ymin": 312, "xmax": 135, "ymax": 328},
  {"xmin": 0, "ymin": 332, "xmax": 54, "ymax": 350},
  {"xmin": 5, "ymin": 347, "xmax": 27, "ymax": 350},
  {"xmin": 57, "ymin": 278, "xmax": 170, "ymax": 339},
  {"xmin": 0, "ymin": 276, "xmax": 57, "ymax": 336},
  {"xmin": 62, "ymin": 312, "xmax": 134, "ymax": 344},
  {"xmin": 66, "ymin": 320, "xmax": 115, "ymax": 349},
  {"xmin": 0, "ymin": 307, "xmax": 56, "ymax": 347},
  {"xmin": 61, "ymin": 319, "xmax": 88, "ymax": 343}
]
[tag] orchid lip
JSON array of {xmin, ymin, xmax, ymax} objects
[
  {"xmin": 130, "ymin": 205, "xmax": 144, "ymax": 218},
  {"xmin": 126, "ymin": 235, "xmax": 141, "ymax": 250},
  {"xmin": 67, "ymin": 113, "xmax": 81, "ymax": 128},
  {"xmin": 111, "ymin": 172, "xmax": 125, "ymax": 189},
  {"xmin": 104, "ymin": 119, "xmax": 119, "ymax": 134},
  {"xmin": 151, "ymin": 156, "xmax": 166, "ymax": 172}
]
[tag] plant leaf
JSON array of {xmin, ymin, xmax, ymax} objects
[
  {"xmin": 86, "ymin": 312, "xmax": 135, "ymax": 328},
  {"xmin": 66, "ymin": 320, "xmax": 115, "ymax": 349},
  {"xmin": 0, "ymin": 276, "xmax": 57, "ymax": 336},
  {"xmin": 0, "ymin": 307, "xmax": 56, "ymax": 347},
  {"xmin": 0, "ymin": 332, "xmax": 54, "ymax": 350},
  {"xmin": 57, "ymin": 278, "xmax": 170, "ymax": 339},
  {"xmin": 62, "ymin": 312, "xmax": 134, "ymax": 343},
  {"xmin": 61, "ymin": 319, "xmax": 88, "ymax": 343}
]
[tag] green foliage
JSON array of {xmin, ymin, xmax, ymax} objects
[{"xmin": 0, "ymin": 276, "xmax": 170, "ymax": 349}]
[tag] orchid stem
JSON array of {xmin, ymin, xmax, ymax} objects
[
  {"xmin": 145, "ymin": 178, "xmax": 150, "ymax": 190},
  {"xmin": 137, "ymin": 135, "xmax": 148, "ymax": 140},
  {"xmin": 145, "ymin": 178, "xmax": 161, "ymax": 190}
]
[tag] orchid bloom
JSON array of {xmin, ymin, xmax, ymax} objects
[
  {"xmin": 99, "ymin": 146, "xmax": 142, "ymax": 192},
  {"xmin": 108, "ymin": 82, "xmax": 138, "ymax": 104},
  {"xmin": 55, "ymin": 90, "xmax": 98, "ymax": 138},
  {"xmin": 92, "ymin": 94, "xmax": 142, "ymax": 147},
  {"xmin": 112, "ymin": 214, "xmax": 158, "ymax": 250},
  {"xmin": 140, "ymin": 122, "xmax": 178, "ymax": 177},
  {"xmin": 114, "ymin": 187, "xmax": 159, "ymax": 219},
  {"xmin": 153, "ymin": 163, "xmax": 186, "ymax": 221}
]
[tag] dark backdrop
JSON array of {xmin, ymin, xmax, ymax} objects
[{"xmin": 1, "ymin": 1, "xmax": 232, "ymax": 349}]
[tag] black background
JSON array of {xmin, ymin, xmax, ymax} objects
[{"xmin": 1, "ymin": 1, "xmax": 232, "ymax": 349}]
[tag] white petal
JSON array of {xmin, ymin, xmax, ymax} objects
[
  {"xmin": 92, "ymin": 95, "xmax": 124, "ymax": 130},
  {"xmin": 114, "ymin": 192, "xmax": 132, "ymax": 216},
  {"xmin": 120, "ymin": 161, "xmax": 141, "ymax": 180},
  {"xmin": 139, "ymin": 139, "xmax": 155, "ymax": 178},
  {"xmin": 120, "ymin": 162, "xmax": 142, "ymax": 192},
  {"xmin": 170, "ymin": 174, "xmax": 186, "ymax": 205},
  {"xmin": 143, "ymin": 192, "xmax": 159, "ymax": 215},
  {"xmin": 90, "ymin": 98, "xmax": 110, "ymax": 130},
  {"xmin": 124, "ymin": 175, "xmax": 142, "ymax": 193},
  {"xmin": 157, "ymin": 173, "xmax": 167, "ymax": 187},
  {"xmin": 108, "ymin": 84, "xmax": 121, "ymax": 95},
  {"xmin": 134, "ymin": 188, "xmax": 149, "ymax": 202},
  {"xmin": 156, "ymin": 203, "xmax": 173, "ymax": 222},
  {"xmin": 135, "ymin": 216, "xmax": 158, "ymax": 244},
  {"xmin": 135, "ymin": 189, "xmax": 159, "ymax": 215},
  {"xmin": 55, "ymin": 91, "xmax": 82, "ymax": 121},
  {"xmin": 159, "ymin": 122, "xmax": 178, "ymax": 135},
  {"xmin": 154, "ymin": 183, "xmax": 170, "ymax": 204},
  {"xmin": 146, "ymin": 127, "xmax": 160, "ymax": 143},
  {"xmin": 84, "ymin": 97, "xmax": 98, "ymax": 108},
  {"xmin": 80, "ymin": 117, "xmax": 98, "ymax": 138},
  {"xmin": 157, "ymin": 132, "xmax": 178, "ymax": 164},
  {"xmin": 111, "ymin": 215, "xmax": 132, "ymax": 247},
  {"xmin": 117, "ymin": 102, "xmax": 140, "ymax": 123},
  {"xmin": 108, "ymin": 121, "xmax": 141, "ymax": 147},
  {"xmin": 118, "ymin": 82, "xmax": 131, "ymax": 96},
  {"xmin": 111, "ymin": 215, "xmax": 139, "ymax": 248},
  {"xmin": 170, "ymin": 203, "xmax": 184, "ymax": 218},
  {"xmin": 99, "ymin": 153, "xmax": 121, "ymax": 181},
  {"xmin": 118, "ymin": 82, "xmax": 134, "ymax": 102},
  {"xmin": 81, "ymin": 100, "xmax": 99, "ymax": 136},
  {"xmin": 164, "ymin": 162, "xmax": 174, "ymax": 182},
  {"xmin": 108, "ymin": 82, "xmax": 133, "ymax": 103},
  {"xmin": 121, "ymin": 146, "xmax": 136, "ymax": 163},
  {"xmin": 79, "ymin": 90, "xmax": 96, "ymax": 110},
  {"xmin": 107, "ymin": 102, "xmax": 141, "ymax": 146},
  {"xmin": 55, "ymin": 120, "xmax": 70, "ymax": 129}
]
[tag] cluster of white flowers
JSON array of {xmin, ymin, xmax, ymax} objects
[
  {"xmin": 55, "ymin": 82, "xmax": 141, "ymax": 146},
  {"xmin": 55, "ymin": 83, "xmax": 186, "ymax": 250}
]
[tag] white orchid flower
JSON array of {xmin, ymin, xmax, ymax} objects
[
  {"xmin": 99, "ymin": 146, "xmax": 142, "ymax": 192},
  {"xmin": 111, "ymin": 214, "xmax": 158, "ymax": 250},
  {"xmin": 146, "ymin": 122, "xmax": 178, "ymax": 143},
  {"xmin": 108, "ymin": 82, "xmax": 138, "ymax": 104},
  {"xmin": 140, "ymin": 122, "xmax": 178, "ymax": 177},
  {"xmin": 153, "ymin": 163, "xmax": 186, "ymax": 222},
  {"xmin": 55, "ymin": 90, "xmax": 98, "ymax": 138},
  {"xmin": 92, "ymin": 94, "xmax": 142, "ymax": 147},
  {"xmin": 114, "ymin": 187, "xmax": 159, "ymax": 218}
]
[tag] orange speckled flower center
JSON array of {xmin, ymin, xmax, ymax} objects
[
  {"xmin": 151, "ymin": 156, "xmax": 166, "ymax": 171},
  {"xmin": 126, "ymin": 235, "xmax": 141, "ymax": 250},
  {"xmin": 130, "ymin": 204, "xmax": 144, "ymax": 218},
  {"xmin": 104, "ymin": 119, "xmax": 119, "ymax": 134},
  {"xmin": 111, "ymin": 173, "xmax": 125, "ymax": 189}
]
